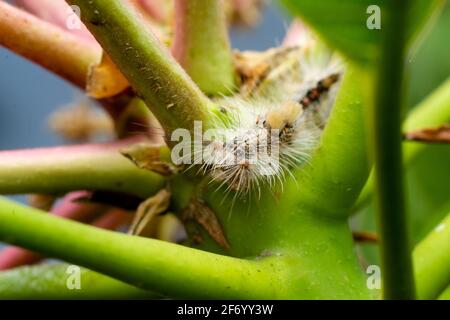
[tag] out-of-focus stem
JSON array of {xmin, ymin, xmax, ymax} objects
[
  {"xmin": 172, "ymin": 0, "xmax": 236, "ymax": 95},
  {"xmin": 354, "ymin": 77, "xmax": 450, "ymax": 212},
  {"xmin": 0, "ymin": 139, "xmax": 166, "ymax": 198},
  {"xmin": 372, "ymin": 0, "xmax": 416, "ymax": 299},
  {"xmin": 13, "ymin": 0, "xmax": 98, "ymax": 44},
  {"xmin": 438, "ymin": 285, "xmax": 450, "ymax": 300},
  {"xmin": 91, "ymin": 208, "xmax": 132, "ymax": 229},
  {"xmin": 0, "ymin": 264, "xmax": 158, "ymax": 299},
  {"xmin": 283, "ymin": 19, "xmax": 306, "ymax": 47},
  {"xmin": 414, "ymin": 213, "xmax": 450, "ymax": 300},
  {"xmin": 0, "ymin": 1, "xmax": 101, "ymax": 88}
]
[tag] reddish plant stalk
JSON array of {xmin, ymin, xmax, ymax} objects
[{"xmin": 0, "ymin": 1, "xmax": 101, "ymax": 88}]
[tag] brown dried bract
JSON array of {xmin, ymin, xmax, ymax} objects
[
  {"xmin": 182, "ymin": 199, "xmax": 230, "ymax": 250},
  {"xmin": 128, "ymin": 189, "xmax": 171, "ymax": 237},
  {"xmin": 121, "ymin": 143, "xmax": 179, "ymax": 176},
  {"xmin": 352, "ymin": 231, "xmax": 379, "ymax": 244},
  {"xmin": 404, "ymin": 124, "xmax": 450, "ymax": 144},
  {"xmin": 87, "ymin": 52, "xmax": 130, "ymax": 99}
]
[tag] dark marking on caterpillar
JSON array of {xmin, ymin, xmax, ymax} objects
[{"xmin": 299, "ymin": 73, "xmax": 340, "ymax": 109}]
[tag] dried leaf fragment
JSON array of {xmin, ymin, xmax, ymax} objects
[
  {"xmin": 404, "ymin": 124, "xmax": 450, "ymax": 144},
  {"xmin": 121, "ymin": 143, "xmax": 179, "ymax": 176},
  {"xmin": 352, "ymin": 231, "xmax": 379, "ymax": 244},
  {"xmin": 183, "ymin": 200, "xmax": 230, "ymax": 250},
  {"xmin": 87, "ymin": 53, "xmax": 130, "ymax": 99},
  {"xmin": 128, "ymin": 189, "xmax": 171, "ymax": 236}
]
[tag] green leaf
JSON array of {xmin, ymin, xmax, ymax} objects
[{"xmin": 281, "ymin": 0, "xmax": 445, "ymax": 64}]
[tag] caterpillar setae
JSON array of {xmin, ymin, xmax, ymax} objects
[{"xmin": 198, "ymin": 45, "xmax": 344, "ymax": 198}]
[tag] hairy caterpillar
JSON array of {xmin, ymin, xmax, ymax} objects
[
  {"xmin": 128, "ymin": 45, "xmax": 343, "ymax": 199},
  {"xmin": 199, "ymin": 47, "xmax": 343, "ymax": 198}
]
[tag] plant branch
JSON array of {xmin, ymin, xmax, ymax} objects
[
  {"xmin": 172, "ymin": 0, "xmax": 236, "ymax": 95},
  {"xmin": 0, "ymin": 264, "xmax": 158, "ymax": 299},
  {"xmin": 292, "ymin": 64, "xmax": 370, "ymax": 219},
  {"xmin": 0, "ymin": 197, "xmax": 277, "ymax": 299},
  {"xmin": 355, "ymin": 77, "xmax": 450, "ymax": 211},
  {"xmin": 0, "ymin": 191, "xmax": 107, "ymax": 270},
  {"xmin": 438, "ymin": 285, "xmax": 450, "ymax": 300},
  {"xmin": 66, "ymin": 0, "xmax": 217, "ymax": 137},
  {"xmin": 0, "ymin": 1, "xmax": 101, "ymax": 88},
  {"xmin": 0, "ymin": 139, "xmax": 165, "ymax": 198},
  {"xmin": 372, "ymin": 0, "xmax": 416, "ymax": 299},
  {"xmin": 414, "ymin": 213, "xmax": 450, "ymax": 300}
]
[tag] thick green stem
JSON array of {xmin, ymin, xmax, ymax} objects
[
  {"xmin": 0, "ymin": 140, "xmax": 165, "ymax": 198},
  {"xmin": 66, "ymin": 0, "xmax": 216, "ymax": 137},
  {"xmin": 182, "ymin": 64, "xmax": 375, "ymax": 299},
  {"xmin": 172, "ymin": 0, "xmax": 236, "ymax": 95},
  {"xmin": 355, "ymin": 77, "xmax": 450, "ymax": 211},
  {"xmin": 291, "ymin": 63, "xmax": 370, "ymax": 219},
  {"xmin": 414, "ymin": 213, "xmax": 450, "ymax": 300},
  {"xmin": 0, "ymin": 197, "xmax": 278, "ymax": 299},
  {"xmin": 372, "ymin": 1, "xmax": 416, "ymax": 299},
  {"xmin": 0, "ymin": 1, "xmax": 101, "ymax": 88},
  {"xmin": 438, "ymin": 286, "xmax": 450, "ymax": 300},
  {"xmin": 0, "ymin": 264, "xmax": 158, "ymax": 299}
]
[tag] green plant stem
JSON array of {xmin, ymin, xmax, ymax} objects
[
  {"xmin": 0, "ymin": 1, "xmax": 101, "ymax": 88},
  {"xmin": 0, "ymin": 140, "xmax": 165, "ymax": 198},
  {"xmin": 66, "ymin": 0, "xmax": 217, "ymax": 137},
  {"xmin": 0, "ymin": 197, "xmax": 277, "ymax": 299},
  {"xmin": 438, "ymin": 285, "xmax": 450, "ymax": 300},
  {"xmin": 292, "ymin": 64, "xmax": 370, "ymax": 219},
  {"xmin": 355, "ymin": 77, "xmax": 450, "ymax": 211},
  {"xmin": 414, "ymin": 213, "xmax": 450, "ymax": 300},
  {"xmin": 372, "ymin": 1, "xmax": 416, "ymax": 299},
  {"xmin": 172, "ymin": 0, "xmax": 236, "ymax": 95},
  {"xmin": 0, "ymin": 264, "xmax": 158, "ymax": 300}
]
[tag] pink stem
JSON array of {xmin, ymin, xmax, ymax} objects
[
  {"xmin": 282, "ymin": 19, "xmax": 307, "ymax": 48},
  {"xmin": 92, "ymin": 209, "xmax": 132, "ymax": 229},
  {"xmin": 13, "ymin": 0, "xmax": 98, "ymax": 45},
  {"xmin": 0, "ymin": 136, "xmax": 146, "ymax": 161},
  {"xmin": 0, "ymin": 1, "xmax": 100, "ymax": 88},
  {"xmin": 136, "ymin": 0, "xmax": 168, "ymax": 22}
]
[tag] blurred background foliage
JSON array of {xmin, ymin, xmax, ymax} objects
[{"xmin": 0, "ymin": 1, "xmax": 448, "ymax": 265}]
